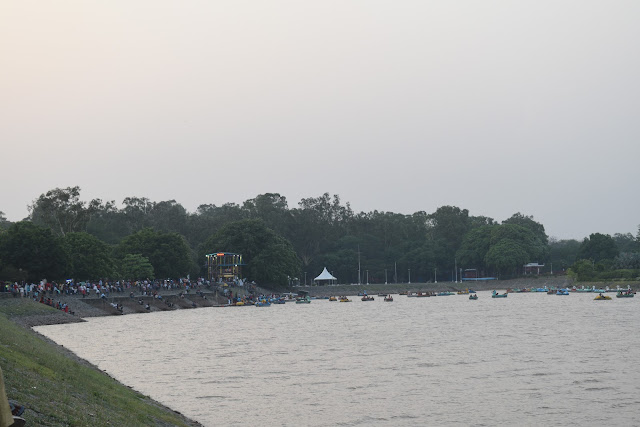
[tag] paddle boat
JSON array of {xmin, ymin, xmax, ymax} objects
[
  {"xmin": 437, "ymin": 291, "xmax": 455, "ymax": 296},
  {"xmin": 469, "ymin": 294, "xmax": 478, "ymax": 300},
  {"xmin": 556, "ymin": 289, "xmax": 569, "ymax": 296},
  {"xmin": 255, "ymin": 300, "xmax": 271, "ymax": 307},
  {"xmin": 491, "ymin": 290, "xmax": 508, "ymax": 298},
  {"xmin": 339, "ymin": 296, "xmax": 352, "ymax": 302},
  {"xmin": 384, "ymin": 295, "xmax": 393, "ymax": 302},
  {"xmin": 295, "ymin": 296, "xmax": 311, "ymax": 304},
  {"xmin": 361, "ymin": 295, "xmax": 375, "ymax": 301},
  {"xmin": 328, "ymin": 296, "xmax": 337, "ymax": 301},
  {"xmin": 457, "ymin": 290, "xmax": 469, "ymax": 295},
  {"xmin": 594, "ymin": 294, "xmax": 612, "ymax": 300},
  {"xmin": 616, "ymin": 291, "xmax": 634, "ymax": 298}
]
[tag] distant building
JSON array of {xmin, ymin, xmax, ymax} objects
[{"xmin": 523, "ymin": 263, "xmax": 544, "ymax": 275}]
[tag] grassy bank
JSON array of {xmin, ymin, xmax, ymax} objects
[{"xmin": 0, "ymin": 298, "xmax": 200, "ymax": 426}]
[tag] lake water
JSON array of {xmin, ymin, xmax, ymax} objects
[{"xmin": 35, "ymin": 292, "xmax": 640, "ymax": 426}]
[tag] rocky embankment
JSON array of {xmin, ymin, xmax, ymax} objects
[{"xmin": 2, "ymin": 290, "xmax": 227, "ymax": 327}]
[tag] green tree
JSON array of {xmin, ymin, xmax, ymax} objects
[
  {"xmin": 0, "ymin": 221, "xmax": 69, "ymax": 281},
  {"xmin": 85, "ymin": 201, "xmax": 131, "ymax": 244},
  {"xmin": 201, "ymin": 219, "xmax": 301, "ymax": 287},
  {"xmin": 502, "ymin": 213, "xmax": 549, "ymax": 245},
  {"xmin": 148, "ymin": 200, "xmax": 188, "ymax": 235},
  {"xmin": 613, "ymin": 232, "xmax": 640, "ymax": 253},
  {"xmin": 0, "ymin": 211, "xmax": 11, "ymax": 230},
  {"xmin": 456, "ymin": 225, "xmax": 495, "ymax": 268},
  {"xmin": 242, "ymin": 193, "xmax": 291, "ymax": 237},
  {"xmin": 577, "ymin": 233, "xmax": 619, "ymax": 263},
  {"xmin": 484, "ymin": 239, "xmax": 530, "ymax": 276},
  {"xmin": 427, "ymin": 206, "xmax": 471, "ymax": 271},
  {"xmin": 185, "ymin": 203, "xmax": 246, "ymax": 248},
  {"xmin": 567, "ymin": 259, "xmax": 595, "ymax": 281},
  {"xmin": 117, "ymin": 228, "xmax": 195, "ymax": 278},
  {"xmin": 63, "ymin": 232, "xmax": 116, "ymax": 280},
  {"xmin": 119, "ymin": 254, "xmax": 154, "ymax": 280},
  {"xmin": 28, "ymin": 186, "xmax": 103, "ymax": 236},
  {"xmin": 549, "ymin": 238, "xmax": 581, "ymax": 272}
]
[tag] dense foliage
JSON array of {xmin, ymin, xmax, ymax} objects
[{"xmin": 1, "ymin": 188, "xmax": 639, "ymax": 287}]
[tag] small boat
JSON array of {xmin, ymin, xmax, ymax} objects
[
  {"xmin": 255, "ymin": 301, "xmax": 271, "ymax": 307},
  {"xmin": 437, "ymin": 291, "xmax": 454, "ymax": 296},
  {"xmin": 556, "ymin": 289, "xmax": 569, "ymax": 296},
  {"xmin": 384, "ymin": 295, "xmax": 393, "ymax": 302},
  {"xmin": 329, "ymin": 296, "xmax": 337, "ymax": 301},
  {"xmin": 457, "ymin": 290, "xmax": 469, "ymax": 295},
  {"xmin": 361, "ymin": 296, "xmax": 375, "ymax": 301},
  {"xmin": 339, "ymin": 297, "xmax": 352, "ymax": 302},
  {"xmin": 398, "ymin": 291, "xmax": 408, "ymax": 295},
  {"xmin": 594, "ymin": 294, "xmax": 612, "ymax": 300},
  {"xmin": 295, "ymin": 296, "xmax": 311, "ymax": 304},
  {"xmin": 469, "ymin": 294, "xmax": 478, "ymax": 300},
  {"xmin": 491, "ymin": 290, "xmax": 508, "ymax": 298},
  {"xmin": 616, "ymin": 292, "xmax": 634, "ymax": 298}
]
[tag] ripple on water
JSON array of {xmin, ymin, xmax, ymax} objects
[{"xmin": 34, "ymin": 293, "xmax": 640, "ymax": 426}]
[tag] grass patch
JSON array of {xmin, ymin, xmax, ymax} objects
[{"xmin": 0, "ymin": 298, "xmax": 196, "ymax": 426}]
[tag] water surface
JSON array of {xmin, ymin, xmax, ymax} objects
[{"xmin": 36, "ymin": 292, "xmax": 640, "ymax": 426}]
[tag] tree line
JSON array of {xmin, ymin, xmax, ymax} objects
[{"xmin": 1, "ymin": 187, "xmax": 639, "ymax": 288}]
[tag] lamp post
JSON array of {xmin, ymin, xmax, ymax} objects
[
  {"xmin": 394, "ymin": 262, "xmax": 397, "ymax": 284},
  {"xmin": 408, "ymin": 268, "xmax": 411, "ymax": 284},
  {"xmin": 434, "ymin": 268, "xmax": 437, "ymax": 283},
  {"xmin": 385, "ymin": 269, "xmax": 388, "ymax": 284},
  {"xmin": 366, "ymin": 270, "xmax": 369, "ymax": 285},
  {"xmin": 304, "ymin": 272, "xmax": 307, "ymax": 286}
]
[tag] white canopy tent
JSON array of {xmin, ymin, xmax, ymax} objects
[{"xmin": 314, "ymin": 267, "xmax": 336, "ymax": 285}]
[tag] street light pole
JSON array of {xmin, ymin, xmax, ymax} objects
[
  {"xmin": 304, "ymin": 272, "xmax": 307, "ymax": 286},
  {"xmin": 434, "ymin": 268, "xmax": 437, "ymax": 283},
  {"xmin": 408, "ymin": 268, "xmax": 411, "ymax": 284},
  {"xmin": 366, "ymin": 270, "xmax": 369, "ymax": 285},
  {"xmin": 385, "ymin": 269, "xmax": 388, "ymax": 284}
]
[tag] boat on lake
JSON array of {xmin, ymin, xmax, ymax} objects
[
  {"xmin": 296, "ymin": 296, "xmax": 311, "ymax": 304},
  {"xmin": 492, "ymin": 290, "xmax": 508, "ymax": 298},
  {"xmin": 329, "ymin": 296, "xmax": 337, "ymax": 301},
  {"xmin": 384, "ymin": 295, "xmax": 393, "ymax": 302},
  {"xmin": 556, "ymin": 289, "xmax": 569, "ymax": 296},
  {"xmin": 339, "ymin": 296, "xmax": 352, "ymax": 302},
  {"xmin": 361, "ymin": 296, "xmax": 375, "ymax": 301},
  {"xmin": 594, "ymin": 294, "xmax": 612, "ymax": 300},
  {"xmin": 616, "ymin": 291, "xmax": 634, "ymax": 298},
  {"xmin": 469, "ymin": 294, "xmax": 478, "ymax": 300}
]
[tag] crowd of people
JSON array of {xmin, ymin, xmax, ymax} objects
[{"xmin": 0, "ymin": 277, "xmax": 210, "ymax": 299}]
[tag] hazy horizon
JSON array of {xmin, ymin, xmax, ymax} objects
[{"xmin": 2, "ymin": 1, "xmax": 639, "ymax": 241}]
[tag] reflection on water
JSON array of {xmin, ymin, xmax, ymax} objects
[{"xmin": 36, "ymin": 292, "xmax": 640, "ymax": 426}]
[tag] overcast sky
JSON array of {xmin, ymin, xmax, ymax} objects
[{"xmin": 1, "ymin": 1, "xmax": 639, "ymax": 240}]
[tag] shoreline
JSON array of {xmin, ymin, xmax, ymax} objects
[
  {"xmin": 7, "ymin": 276, "xmax": 640, "ymax": 328},
  {"xmin": 0, "ymin": 297, "xmax": 203, "ymax": 426}
]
